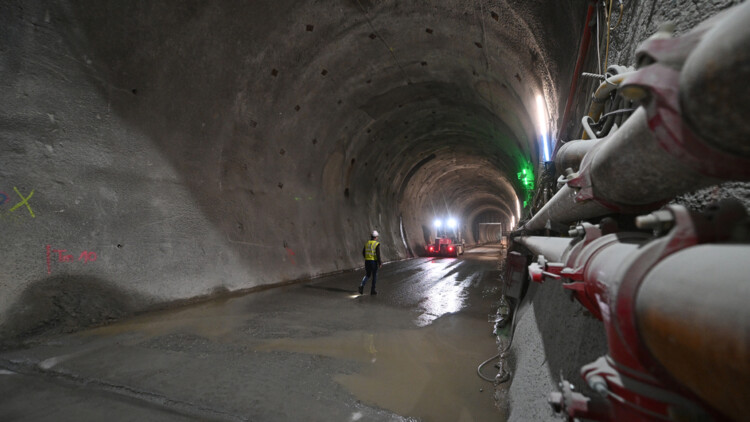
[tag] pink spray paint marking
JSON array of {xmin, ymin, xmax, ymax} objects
[
  {"xmin": 285, "ymin": 248, "xmax": 297, "ymax": 265},
  {"xmin": 46, "ymin": 245, "xmax": 52, "ymax": 274},
  {"xmin": 46, "ymin": 245, "xmax": 99, "ymax": 274}
]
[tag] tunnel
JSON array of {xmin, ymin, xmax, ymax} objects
[
  {"xmin": 2, "ymin": 1, "xmax": 749, "ymax": 421},
  {"xmin": 0, "ymin": 0, "xmax": 578, "ymax": 334}
]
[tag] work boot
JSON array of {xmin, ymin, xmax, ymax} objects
[
  {"xmin": 358, "ymin": 285, "xmax": 364, "ymax": 295},
  {"xmin": 371, "ymin": 290, "xmax": 377, "ymax": 295}
]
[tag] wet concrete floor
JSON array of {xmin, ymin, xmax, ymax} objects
[{"xmin": 0, "ymin": 246, "xmax": 506, "ymax": 421}]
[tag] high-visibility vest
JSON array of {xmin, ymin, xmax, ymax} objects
[{"xmin": 364, "ymin": 240, "xmax": 379, "ymax": 261}]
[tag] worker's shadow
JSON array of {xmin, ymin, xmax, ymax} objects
[{"xmin": 304, "ymin": 285, "xmax": 357, "ymax": 295}]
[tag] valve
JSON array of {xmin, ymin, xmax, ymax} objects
[{"xmin": 548, "ymin": 378, "xmax": 593, "ymax": 421}]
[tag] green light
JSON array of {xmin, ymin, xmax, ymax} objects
[
  {"xmin": 517, "ymin": 165, "xmax": 535, "ymax": 190},
  {"xmin": 517, "ymin": 163, "xmax": 536, "ymax": 209}
]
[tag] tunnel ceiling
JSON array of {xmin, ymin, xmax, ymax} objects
[
  {"xmin": 60, "ymin": 0, "xmax": 586, "ymax": 253},
  {"xmin": 0, "ymin": 0, "xmax": 592, "ymax": 338}
]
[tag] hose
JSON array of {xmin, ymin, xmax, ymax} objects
[
  {"xmin": 597, "ymin": 98, "xmax": 626, "ymax": 137},
  {"xmin": 581, "ymin": 71, "xmax": 635, "ymax": 139},
  {"xmin": 558, "ymin": 2, "xmax": 596, "ymax": 141},
  {"xmin": 582, "ymin": 116, "xmax": 598, "ymax": 140},
  {"xmin": 477, "ymin": 294, "xmax": 521, "ymax": 384},
  {"xmin": 477, "ymin": 352, "xmax": 503, "ymax": 382},
  {"xmin": 611, "ymin": 0, "xmax": 624, "ymax": 31}
]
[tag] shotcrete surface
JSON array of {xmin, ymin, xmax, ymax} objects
[
  {"xmin": 0, "ymin": 0, "xmax": 586, "ymax": 338},
  {"xmin": 1, "ymin": 248, "xmax": 506, "ymax": 422}
]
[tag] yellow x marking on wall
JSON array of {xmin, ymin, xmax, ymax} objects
[{"xmin": 9, "ymin": 187, "xmax": 35, "ymax": 218}]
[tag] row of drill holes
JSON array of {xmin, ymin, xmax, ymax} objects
[{"xmin": 260, "ymin": 21, "xmax": 489, "ymax": 137}]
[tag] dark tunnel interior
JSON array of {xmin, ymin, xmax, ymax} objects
[
  {"xmin": 4, "ymin": 1, "xmax": 748, "ymax": 420},
  {"xmin": 0, "ymin": 0, "xmax": 587, "ymax": 314}
]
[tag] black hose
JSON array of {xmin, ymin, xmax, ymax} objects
[{"xmin": 477, "ymin": 295, "xmax": 521, "ymax": 384}]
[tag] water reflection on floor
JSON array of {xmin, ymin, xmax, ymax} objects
[
  {"xmin": 257, "ymin": 313, "xmax": 500, "ymax": 421},
  {"xmin": 0, "ymin": 245, "xmax": 506, "ymax": 422}
]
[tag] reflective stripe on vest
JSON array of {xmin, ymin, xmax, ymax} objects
[{"xmin": 364, "ymin": 240, "xmax": 379, "ymax": 261}]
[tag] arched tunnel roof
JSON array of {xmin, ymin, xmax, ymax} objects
[
  {"xmin": 0, "ymin": 0, "xmax": 588, "ymax": 328},
  {"xmin": 60, "ymin": 2, "xmax": 585, "ymax": 253}
]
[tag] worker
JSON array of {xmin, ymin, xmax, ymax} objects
[{"xmin": 359, "ymin": 230, "xmax": 382, "ymax": 295}]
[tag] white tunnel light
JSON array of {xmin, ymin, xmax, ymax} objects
[
  {"xmin": 447, "ymin": 218, "xmax": 457, "ymax": 228},
  {"xmin": 536, "ymin": 94, "xmax": 550, "ymax": 162},
  {"xmin": 515, "ymin": 197, "xmax": 521, "ymax": 219},
  {"xmin": 434, "ymin": 219, "xmax": 442, "ymax": 228}
]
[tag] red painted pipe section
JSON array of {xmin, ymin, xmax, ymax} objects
[
  {"xmin": 557, "ymin": 1, "xmax": 596, "ymax": 143},
  {"xmin": 516, "ymin": 201, "xmax": 749, "ymax": 421}
]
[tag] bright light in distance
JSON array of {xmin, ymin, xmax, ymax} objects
[
  {"xmin": 434, "ymin": 219, "xmax": 442, "ymax": 228},
  {"xmin": 511, "ymin": 216, "xmax": 516, "ymax": 229},
  {"xmin": 447, "ymin": 218, "xmax": 457, "ymax": 228},
  {"xmin": 536, "ymin": 95, "xmax": 550, "ymax": 162}
]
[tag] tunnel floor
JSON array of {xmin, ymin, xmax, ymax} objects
[{"xmin": 0, "ymin": 246, "xmax": 506, "ymax": 422}]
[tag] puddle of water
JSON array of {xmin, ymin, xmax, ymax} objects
[
  {"xmin": 81, "ymin": 298, "xmax": 251, "ymax": 343},
  {"xmin": 255, "ymin": 313, "xmax": 502, "ymax": 421}
]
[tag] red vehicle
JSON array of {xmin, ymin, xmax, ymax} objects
[{"xmin": 425, "ymin": 218, "xmax": 465, "ymax": 257}]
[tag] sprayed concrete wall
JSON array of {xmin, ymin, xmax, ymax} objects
[
  {"xmin": 0, "ymin": 0, "xmax": 588, "ymax": 342},
  {"xmin": 506, "ymin": 1, "xmax": 746, "ymax": 420}
]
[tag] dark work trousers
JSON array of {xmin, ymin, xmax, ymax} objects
[{"xmin": 360, "ymin": 260, "xmax": 378, "ymax": 292}]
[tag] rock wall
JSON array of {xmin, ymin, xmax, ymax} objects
[{"xmin": 0, "ymin": 0, "xmax": 585, "ymax": 343}]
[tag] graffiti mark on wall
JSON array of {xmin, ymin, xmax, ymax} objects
[
  {"xmin": 46, "ymin": 244, "xmax": 98, "ymax": 274},
  {"xmin": 0, "ymin": 187, "xmax": 36, "ymax": 221},
  {"xmin": 285, "ymin": 247, "xmax": 297, "ymax": 265}
]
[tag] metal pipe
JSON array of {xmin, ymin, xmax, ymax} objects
[
  {"xmin": 586, "ymin": 107, "xmax": 719, "ymax": 206},
  {"xmin": 636, "ymin": 245, "xmax": 750, "ymax": 422},
  {"xmin": 522, "ymin": 184, "xmax": 612, "ymax": 232},
  {"xmin": 555, "ymin": 138, "xmax": 599, "ymax": 175},
  {"xmin": 680, "ymin": 1, "xmax": 750, "ymax": 157},
  {"xmin": 558, "ymin": 1, "xmax": 597, "ymax": 141},
  {"xmin": 528, "ymin": 5, "xmax": 750, "ymax": 234},
  {"xmin": 523, "ymin": 202, "xmax": 749, "ymax": 421},
  {"xmin": 515, "ymin": 236, "xmax": 573, "ymax": 262},
  {"xmin": 524, "ymin": 107, "xmax": 722, "ymax": 232}
]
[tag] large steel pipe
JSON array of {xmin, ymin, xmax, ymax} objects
[
  {"xmin": 524, "ymin": 107, "xmax": 716, "ymax": 232},
  {"xmin": 526, "ymin": 105, "xmax": 730, "ymax": 232},
  {"xmin": 522, "ymin": 184, "xmax": 612, "ymax": 232},
  {"xmin": 586, "ymin": 107, "xmax": 719, "ymax": 206},
  {"xmin": 515, "ymin": 236, "xmax": 573, "ymax": 262},
  {"xmin": 680, "ymin": 1, "xmax": 750, "ymax": 157},
  {"xmin": 554, "ymin": 138, "xmax": 598, "ymax": 175},
  {"xmin": 519, "ymin": 202, "xmax": 750, "ymax": 421},
  {"xmin": 636, "ymin": 245, "xmax": 750, "ymax": 422},
  {"xmin": 526, "ymin": 4, "xmax": 750, "ymax": 234}
]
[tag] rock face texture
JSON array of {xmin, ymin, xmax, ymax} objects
[{"xmin": 0, "ymin": 1, "xmax": 586, "ymax": 340}]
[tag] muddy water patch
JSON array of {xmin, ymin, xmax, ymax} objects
[
  {"xmin": 256, "ymin": 313, "xmax": 503, "ymax": 421},
  {"xmin": 78, "ymin": 296, "xmax": 256, "ymax": 345}
]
